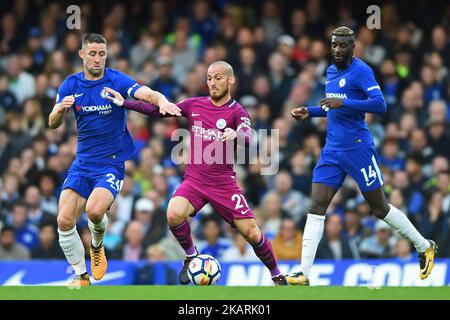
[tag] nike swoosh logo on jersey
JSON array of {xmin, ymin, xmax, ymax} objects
[
  {"xmin": 192, "ymin": 113, "xmax": 200, "ymax": 116},
  {"xmin": 366, "ymin": 179, "xmax": 376, "ymax": 187},
  {"xmin": 74, "ymin": 93, "xmax": 84, "ymax": 98},
  {"xmin": 241, "ymin": 209, "xmax": 250, "ymax": 215}
]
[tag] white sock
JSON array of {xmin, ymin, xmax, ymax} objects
[
  {"xmin": 383, "ymin": 204, "xmax": 430, "ymax": 253},
  {"xmin": 300, "ymin": 213, "xmax": 326, "ymax": 277},
  {"xmin": 88, "ymin": 214, "xmax": 108, "ymax": 248},
  {"xmin": 58, "ymin": 226, "xmax": 86, "ymax": 275}
]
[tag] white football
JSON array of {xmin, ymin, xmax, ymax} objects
[{"xmin": 187, "ymin": 254, "xmax": 221, "ymax": 285}]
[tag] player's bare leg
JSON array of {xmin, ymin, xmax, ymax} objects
[
  {"xmin": 363, "ymin": 187, "xmax": 437, "ymax": 279},
  {"xmin": 85, "ymin": 187, "xmax": 114, "ymax": 281},
  {"xmin": 57, "ymin": 189, "xmax": 90, "ymax": 286},
  {"xmin": 287, "ymin": 183, "xmax": 338, "ymax": 286},
  {"xmin": 234, "ymin": 218, "xmax": 287, "ymax": 285},
  {"xmin": 167, "ymin": 196, "xmax": 199, "ymax": 284}
]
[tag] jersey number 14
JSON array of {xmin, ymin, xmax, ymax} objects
[{"xmin": 360, "ymin": 165, "xmax": 377, "ymax": 186}]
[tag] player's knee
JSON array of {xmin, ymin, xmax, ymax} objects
[
  {"xmin": 57, "ymin": 214, "xmax": 75, "ymax": 231},
  {"xmin": 85, "ymin": 207, "xmax": 104, "ymax": 223},
  {"xmin": 309, "ymin": 201, "xmax": 328, "ymax": 216},
  {"xmin": 167, "ymin": 209, "xmax": 185, "ymax": 226}
]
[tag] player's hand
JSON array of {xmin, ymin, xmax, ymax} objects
[
  {"xmin": 102, "ymin": 87, "xmax": 124, "ymax": 106},
  {"xmin": 223, "ymin": 128, "xmax": 237, "ymax": 141},
  {"xmin": 291, "ymin": 107, "xmax": 309, "ymax": 120},
  {"xmin": 320, "ymin": 98, "xmax": 343, "ymax": 111},
  {"xmin": 56, "ymin": 95, "xmax": 75, "ymax": 113},
  {"xmin": 159, "ymin": 101, "xmax": 182, "ymax": 116}
]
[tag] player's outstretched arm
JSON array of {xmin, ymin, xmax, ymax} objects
[
  {"xmin": 341, "ymin": 89, "xmax": 387, "ymax": 114},
  {"xmin": 48, "ymin": 95, "xmax": 75, "ymax": 129},
  {"xmin": 291, "ymin": 106, "xmax": 327, "ymax": 120},
  {"xmin": 103, "ymin": 87, "xmax": 179, "ymax": 118},
  {"xmin": 133, "ymin": 86, "xmax": 181, "ymax": 116}
]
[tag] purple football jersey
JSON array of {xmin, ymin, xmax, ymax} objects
[{"xmin": 177, "ymin": 96, "xmax": 251, "ymax": 186}]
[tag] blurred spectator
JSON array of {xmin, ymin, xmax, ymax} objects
[
  {"xmin": 135, "ymin": 244, "xmax": 177, "ymax": 285},
  {"xmin": 0, "ymin": 73, "xmax": 18, "ymax": 112},
  {"xmin": 130, "ymin": 31, "xmax": 156, "ymax": 71},
  {"xmin": 272, "ymin": 218, "xmax": 302, "ymax": 260},
  {"xmin": 150, "ymin": 55, "xmax": 181, "ymax": 100},
  {"xmin": 6, "ymin": 54, "xmax": 35, "ymax": 104},
  {"xmin": 379, "ymin": 138, "xmax": 405, "ymax": 171},
  {"xmin": 404, "ymin": 153, "xmax": 427, "ymax": 216},
  {"xmin": 408, "ymin": 128, "xmax": 433, "ymax": 165},
  {"xmin": 0, "ymin": 225, "xmax": 30, "ymax": 260},
  {"xmin": 26, "ymin": 27, "xmax": 46, "ymax": 73},
  {"xmin": 157, "ymin": 231, "xmax": 187, "ymax": 261},
  {"xmin": 33, "ymin": 73, "xmax": 54, "ymax": 120},
  {"xmin": 289, "ymin": 149, "xmax": 312, "ymax": 196},
  {"xmin": 0, "ymin": 13, "xmax": 20, "ymax": 56},
  {"xmin": 342, "ymin": 206, "xmax": 372, "ymax": 250},
  {"xmin": 111, "ymin": 220, "xmax": 146, "ymax": 261},
  {"xmin": 0, "ymin": 173, "xmax": 19, "ymax": 211},
  {"xmin": 190, "ymin": 0, "xmax": 218, "ymax": 46},
  {"xmin": 359, "ymin": 220, "xmax": 397, "ymax": 259},
  {"xmin": 418, "ymin": 191, "xmax": 449, "ymax": 247},
  {"xmin": 316, "ymin": 214, "xmax": 356, "ymax": 260},
  {"xmin": 24, "ymin": 185, "xmax": 56, "ymax": 228},
  {"xmin": 259, "ymin": 191, "xmax": 284, "ymax": 239},
  {"xmin": 37, "ymin": 169, "xmax": 59, "ymax": 216},
  {"xmin": 380, "ymin": 58, "xmax": 407, "ymax": 109},
  {"xmin": 267, "ymin": 52, "xmax": 293, "ymax": 119},
  {"xmin": 31, "ymin": 221, "xmax": 64, "ymax": 259},
  {"xmin": 426, "ymin": 117, "xmax": 450, "ymax": 159},
  {"xmin": 273, "ymin": 170, "xmax": 309, "ymax": 223},
  {"xmin": 9, "ymin": 200, "xmax": 39, "ymax": 250},
  {"xmin": 169, "ymin": 25, "xmax": 198, "ymax": 85},
  {"xmin": 260, "ymin": 0, "xmax": 284, "ymax": 46},
  {"xmin": 235, "ymin": 46, "xmax": 261, "ymax": 97},
  {"xmin": 221, "ymin": 231, "xmax": 259, "ymax": 262},
  {"xmin": 133, "ymin": 197, "xmax": 167, "ymax": 248},
  {"xmin": 5, "ymin": 112, "xmax": 32, "ymax": 157},
  {"xmin": 357, "ymin": 26, "xmax": 386, "ymax": 67},
  {"xmin": 197, "ymin": 218, "xmax": 231, "ymax": 259},
  {"xmin": 393, "ymin": 238, "xmax": 414, "ymax": 262}
]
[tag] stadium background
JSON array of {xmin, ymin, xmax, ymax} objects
[{"xmin": 0, "ymin": 0, "xmax": 450, "ymax": 286}]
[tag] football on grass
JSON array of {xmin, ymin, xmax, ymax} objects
[{"xmin": 187, "ymin": 254, "xmax": 221, "ymax": 285}]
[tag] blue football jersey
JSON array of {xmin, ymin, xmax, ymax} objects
[
  {"xmin": 323, "ymin": 57, "xmax": 387, "ymax": 151},
  {"xmin": 56, "ymin": 68, "xmax": 142, "ymax": 163}
]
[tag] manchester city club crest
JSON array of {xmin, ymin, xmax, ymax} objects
[
  {"xmin": 339, "ymin": 78, "xmax": 346, "ymax": 87},
  {"xmin": 216, "ymin": 118, "xmax": 226, "ymax": 129}
]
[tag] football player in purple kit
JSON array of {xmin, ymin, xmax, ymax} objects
[{"xmin": 103, "ymin": 61, "xmax": 288, "ymax": 285}]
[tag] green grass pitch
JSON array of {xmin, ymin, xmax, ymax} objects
[{"xmin": 1, "ymin": 286, "xmax": 450, "ymax": 300}]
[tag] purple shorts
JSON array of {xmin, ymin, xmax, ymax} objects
[{"xmin": 172, "ymin": 178, "xmax": 255, "ymax": 226}]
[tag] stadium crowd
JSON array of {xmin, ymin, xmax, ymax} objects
[{"xmin": 1, "ymin": 0, "xmax": 450, "ymax": 272}]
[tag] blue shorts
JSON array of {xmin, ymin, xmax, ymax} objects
[
  {"xmin": 312, "ymin": 146, "xmax": 384, "ymax": 192},
  {"xmin": 63, "ymin": 158, "xmax": 125, "ymax": 199}
]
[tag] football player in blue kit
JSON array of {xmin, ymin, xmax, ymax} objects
[
  {"xmin": 48, "ymin": 33, "xmax": 181, "ymax": 286},
  {"xmin": 286, "ymin": 27, "xmax": 437, "ymax": 286}
]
